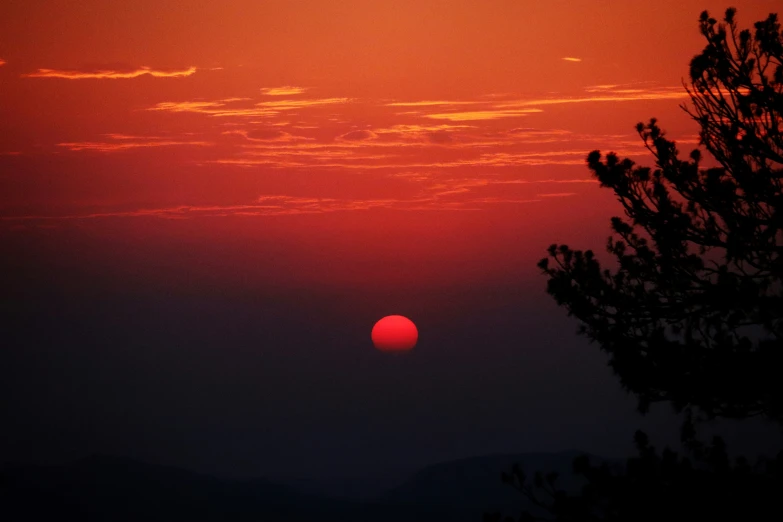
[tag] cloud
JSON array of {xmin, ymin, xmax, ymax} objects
[
  {"xmin": 495, "ymin": 178, "xmax": 596, "ymax": 185},
  {"xmin": 385, "ymin": 100, "xmax": 477, "ymax": 107},
  {"xmin": 479, "ymin": 92, "xmax": 515, "ymax": 99},
  {"xmin": 206, "ymin": 123, "xmax": 657, "ymax": 171},
  {"xmin": 537, "ymin": 192, "xmax": 577, "ymax": 198},
  {"xmin": 2, "ymin": 197, "xmax": 476, "ymax": 222},
  {"xmin": 103, "ymin": 133, "xmax": 165, "ymax": 140},
  {"xmin": 336, "ymin": 129, "xmax": 378, "ymax": 141},
  {"xmin": 58, "ymin": 135, "xmax": 212, "ymax": 152},
  {"xmin": 23, "ymin": 65, "xmax": 196, "ymax": 79},
  {"xmin": 254, "ymin": 194, "xmax": 406, "ymax": 212},
  {"xmin": 424, "ymin": 109, "xmax": 543, "ymax": 121},
  {"xmin": 151, "ymin": 101, "xmax": 226, "ymax": 112},
  {"xmin": 216, "ymin": 147, "xmax": 395, "ymax": 167},
  {"xmin": 414, "ymin": 177, "xmax": 593, "ymax": 204},
  {"xmin": 374, "ymin": 123, "xmax": 474, "ymax": 134},
  {"xmin": 149, "ymin": 100, "xmax": 277, "ymax": 117},
  {"xmin": 2, "ymin": 168, "xmax": 604, "ymax": 224},
  {"xmin": 222, "ymin": 129, "xmax": 314, "ymax": 143},
  {"xmin": 261, "ymin": 86, "xmax": 307, "ymax": 96},
  {"xmin": 149, "ymin": 97, "xmax": 351, "ymax": 118},
  {"xmin": 210, "ymin": 148, "xmax": 602, "ymax": 170},
  {"xmin": 386, "ymin": 84, "xmax": 688, "ymax": 124},
  {"xmin": 0, "ymin": 59, "xmax": 6, "ymax": 66},
  {"xmin": 583, "ymin": 82, "xmax": 659, "ymax": 93},
  {"xmin": 255, "ymin": 98, "xmax": 351, "ymax": 110},
  {"xmin": 6, "ymin": 180, "xmax": 581, "ymax": 222},
  {"xmin": 495, "ymin": 86, "xmax": 688, "ymax": 108},
  {"xmin": 235, "ymin": 141, "xmax": 422, "ymax": 152},
  {"xmin": 562, "ymin": 57, "xmax": 582, "ymax": 62},
  {"xmin": 507, "ymin": 128, "xmax": 571, "ymax": 136},
  {"xmin": 439, "ymin": 151, "xmax": 589, "ymax": 167}
]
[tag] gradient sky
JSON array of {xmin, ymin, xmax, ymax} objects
[{"xmin": 2, "ymin": 0, "xmax": 781, "ymax": 483}]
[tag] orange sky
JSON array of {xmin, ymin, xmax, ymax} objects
[{"xmin": 1, "ymin": 0, "xmax": 780, "ymax": 286}]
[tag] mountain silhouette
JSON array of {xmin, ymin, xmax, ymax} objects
[
  {"xmin": 1, "ymin": 454, "xmax": 344, "ymax": 522},
  {"xmin": 0, "ymin": 451, "xmax": 609, "ymax": 521},
  {"xmin": 379, "ymin": 450, "xmax": 611, "ymax": 520}
]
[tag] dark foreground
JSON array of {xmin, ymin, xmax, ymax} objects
[{"xmin": 1, "ymin": 451, "xmax": 600, "ymax": 521}]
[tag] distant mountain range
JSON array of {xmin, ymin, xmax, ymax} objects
[
  {"xmin": 380, "ymin": 450, "xmax": 604, "ymax": 520},
  {"xmin": 0, "ymin": 451, "xmax": 609, "ymax": 521}
]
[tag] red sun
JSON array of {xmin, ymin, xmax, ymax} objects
[{"xmin": 371, "ymin": 315, "xmax": 418, "ymax": 352}]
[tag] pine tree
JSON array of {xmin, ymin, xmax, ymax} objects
[{"xmin": 489, "ymin": 8, "xmax": 783, "ymax": 521}]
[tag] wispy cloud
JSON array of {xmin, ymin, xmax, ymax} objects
[
  {"xmin": 2, "ymin": 198, "xmax": 478, "ymax": 222},
  {"xmin": 494, "ymin": 178, "xmax": 597, "ymax": 185},
  {"xmin": 537, "ymin": 192, "xmax": 577, "ymax": 198},
  {"xmin": 211, "ymin": 150, "xmax": 600, "ymax": 170},
  {"xmin": 562, "ymin": 57, "xmax": 582, "ymax": 62},
  {"xmin": 203, "ymin": 118, "xmax": 655, "ymax": 171},
  {"xmin": 374, "ymin": 123, "xmax": 474, "ymax": 134},
  {"xmin": 254, "ymin": 195, "xmax": 406, "ymax": 212},
  {"xmin": 507, "ymin": 128, "xmax": 572, "ymax": 136},
  {"xmin": 149, "ymin": 97, "xmax": 350, "ymax": 117},
  {"xmin": 261, "ymin": 86, "xmax": 307, "ymax": 96},
  {"xmin": 222, "ymin": 129, "xmax": 314, "ymax": 143},
  {"xmin": 149, "ymin": 100, "xmax": 277, "ymax": 117},
  {"xmin": 151, "ymin": 101, "xmax": 227, "ymax": 112},
  {"xmin": 254, "ymin": 98, "xmax": 351, "ymax": 110},
  {"xmin": 336, "ymin": 129, "xmax": 378, "ymax": 141},
  {"xmin": 385, "ymin": 100, "xmax": 477, "ymax": 107},
  {"xmin": 5, "ymin": 179, "xmax": 591, "ymax": 222},
  {"xmin": 5, "ymin": 63, "xmax": 706, "ymax": 225},
  {"xmin": 58, "ymin": 135, "xmax": 212, "ymax": 152},
  {"xmin": 583, "ymin": 82, "xmax": 659, "ymax": 93},
  {"xmin": 495, "ymin": 85, "xmax": 688, "ymax": 109},
  {"xmin": 103, "ymin": 133, "xmax": 165, "ymax": 140},
  {"xmin": 0, "ymin": 59, "xmax": 6, "ymax": 67},
  {"xmin": 424, "ymin": 109, "xmax": 543, "ymax": 121},
  {"xmin": 23, "ymin": 65, "xmax": 196, "ymax": 79}
]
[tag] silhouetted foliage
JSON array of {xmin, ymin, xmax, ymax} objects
[
  {"xmin": 485, "ymin": 428, "xmax": 783, "ymax": 522},
  {"xmin": 491, "ymin": 7, "xmax": 783, "ymax": 522},
  {"xmin": 538, "ymin": 7, "xmax": 783, "ymax": 422}
]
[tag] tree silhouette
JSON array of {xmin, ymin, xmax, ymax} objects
[
  {"xmin": 485, "ymin": 429, "xmax": 783, "ymax": 522},
  {"xmin": 539, "ymin": 7, "xmax": 783, "ymax": 423},
  {"xmin": 489, "ymin": 7, "xmax": 783, "ymax": 521}
]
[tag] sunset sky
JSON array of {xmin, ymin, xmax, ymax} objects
[{"xmin": 2, "ymin": 0, "xmax": 780, "ymax": 483}]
